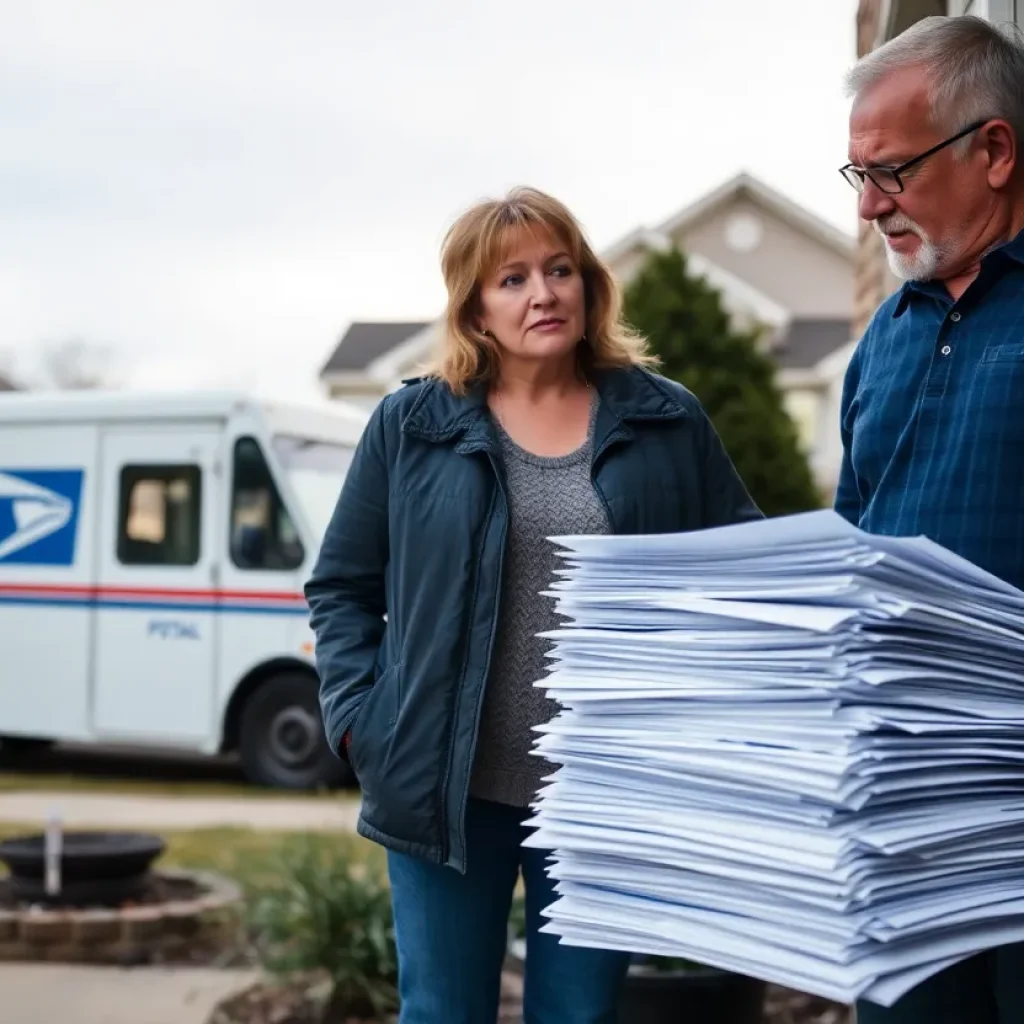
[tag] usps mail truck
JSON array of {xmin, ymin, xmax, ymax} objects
[{"xmin": 0, "ymin": 389, "xmax": 368, "ymax": 789}]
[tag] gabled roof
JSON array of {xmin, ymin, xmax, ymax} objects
[
  {"xmin": 772, "ymin": 318, "xmax": 853, "ymax": 371},
  {"xmin": 320, "ymin": 321, "xmax": 432, "ymax": 375},
  {"xmin": 685, "ymin": 251, "xmax": 790, "ymax": 328},
  {"xmin": 605, "ymin": 172, "xmax": 856, "ymax": 264}
]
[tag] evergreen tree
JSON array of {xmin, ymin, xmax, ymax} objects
[{"xmin": 622, "ymin": 246, "xmax": 820, "ymax": 517}]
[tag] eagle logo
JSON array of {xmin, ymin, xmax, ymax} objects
[{"xmin": 0, "ymin": 470, "xmax": 83, "ymax": 565}]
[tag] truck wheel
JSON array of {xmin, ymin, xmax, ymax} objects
[
  {"xmin": 238, "ymin": 673, "xmax": 352, "ymax": 790},
  {"xmin": 0, "ymin": 736, "xmax": 55, "ymax": 759}
]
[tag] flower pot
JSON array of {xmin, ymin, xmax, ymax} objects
[{"xmin": 618, "ymin": 964, "xmax": 765, "ymax": 1024}]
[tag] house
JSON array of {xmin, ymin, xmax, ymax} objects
[
  {"xmin": 601, "ymin": 173, "xmax": 856, "ymax": 495},
  {"xmin": 319, "ymin": 173, "xmax": 857, "ymax": 494},
  {"xmin": 318, "ymin": 320, "xmax": 435, "ymax": 409},
  {"xmin": 853, "ymin": 0, "xmax": 1024, "ymax": 336}
]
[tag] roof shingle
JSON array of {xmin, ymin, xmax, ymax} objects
[
  {"xmin": 320, "ymin": 321, "xmax": 432, "ymax": 374},
  {"xmin": 772, "ymin": 318, "xmax": 852, "ymax": 371}
]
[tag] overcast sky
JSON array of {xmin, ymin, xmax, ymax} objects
[{"xmin": 2, "ymin": 0, "xmax": 860, "ymax": 402}]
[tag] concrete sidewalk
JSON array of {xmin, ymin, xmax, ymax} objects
[
  {"xmin": 0, "ymin": 790, "xmax": 360, "ymax": 832},
  {"xmin": 3, "ymin": 963, "xmax": 261, "ymax": 1024}
]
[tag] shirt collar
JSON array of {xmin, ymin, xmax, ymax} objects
[
  {"xmin": 892, "ymin": 279, "xmax": 943, "ymax": 318},
  {"xmin": 891, "ymin": 225, "xmax": 1024, "ymax": 319},
  {"xmin": 1001, "ymin": 224, "xmax": 1024, "ymax": 265}
]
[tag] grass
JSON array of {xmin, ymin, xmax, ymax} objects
[{"xmin": 0, "ymin": 822, "xmax": 385, "ymax": 896}]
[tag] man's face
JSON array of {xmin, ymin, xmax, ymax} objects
[{"xmin": 848, "ymin": 66, "xmax": 988, "ymax": 282}]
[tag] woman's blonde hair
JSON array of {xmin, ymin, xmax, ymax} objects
[{"xmin": 426, "ymin": 186, "xmax": 656, "ymax": 394}]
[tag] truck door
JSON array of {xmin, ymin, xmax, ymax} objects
[{"xmin": 92, "ymin": 425, "xmax": 221, "ymax": 746}]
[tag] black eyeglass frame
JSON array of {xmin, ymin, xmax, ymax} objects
[{"xmin": 839, "ymin": 119, "xmax": 991, "ymax": 194}]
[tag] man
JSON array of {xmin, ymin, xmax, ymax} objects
[{"xmin": 836, "ymin": 13, "xmax": 1024, "ymax": 1024}]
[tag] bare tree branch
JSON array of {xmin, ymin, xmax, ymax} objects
[{"xmin": 37, "ymin": 338, "xmax": 121, "ymax": 390}]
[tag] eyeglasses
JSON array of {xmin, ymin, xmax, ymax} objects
[{"xmin": 839, "ymin": 119, "xmax": 990, "ymax": 195}]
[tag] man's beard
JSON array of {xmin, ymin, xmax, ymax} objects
[{"xmin": 874, "ymin": 213, "xmax": 947, "ymax": 281}]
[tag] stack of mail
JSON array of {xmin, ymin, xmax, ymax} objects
[{"xmin": 524, "ymin": 510, "xmax": 1024, "ymax": 1007}]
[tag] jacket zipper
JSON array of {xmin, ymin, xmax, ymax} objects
[
  {"xmin": 590, "ymin": 427, "xmax": 630, "ymax": 530},
  {"xmin": 439, "ymin": 450, "xmax": 509, "ymax": 868},
  {"xmin": 441, "ymin": 425, "xmax": 624, "ymax": 864}
]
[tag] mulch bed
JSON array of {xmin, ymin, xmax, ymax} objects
[
  {"xmin": 208, "ymin": 973, "xmax": 347, "ymax": 1024},
  {"xmin": 762, "ymin": 986, "xmax": 853, "ymax": 1024},
  {"xmin": 208, "ymin": 974, "xmax": 851, "ymax": 1024},
  {"xmin": 0, "ymin": 872, "xmax": 204, "ymax": 910}
]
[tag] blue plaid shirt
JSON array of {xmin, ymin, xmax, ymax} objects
[{"xmin": 835, "ymin": 227, "xmax": 1024, "ymax": 590}]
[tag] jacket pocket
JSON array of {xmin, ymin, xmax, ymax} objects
[{"xmin": 348, "ymin": 660, "xmax": 401, "ymax": 780}]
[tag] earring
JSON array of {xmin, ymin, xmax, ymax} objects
[{"xmin": 480, "ymin": 329, "xmax": 491, "ymax": 337}]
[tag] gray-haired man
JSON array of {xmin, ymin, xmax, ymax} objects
[{"xmin": 837, "ymin": 15, "xmax": 1024, "ymax": 1024}]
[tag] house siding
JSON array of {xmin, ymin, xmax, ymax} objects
[
  {"xmin": 674, "ymin": 198, "xmax": 853, "ymax": 319},
  {"xmin": 605, "ymin": 187, "xmax": 854, "ymax": 500}
]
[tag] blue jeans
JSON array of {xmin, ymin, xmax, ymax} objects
[{"xmin": 387, "ymin": 797, "xmax": 630, "ymax": 1024}]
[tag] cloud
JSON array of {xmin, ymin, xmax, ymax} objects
[{"xmin": 2, "ymin": 0, "xmax": 859, "ymax": 400}]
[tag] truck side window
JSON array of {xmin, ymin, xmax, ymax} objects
[
  {"xmin": 117, "ymin": 466, "xmax": 201, "ymax": 566},
  {"xmin": 230, "ymin": 437, "xmax": 304, "ymax": 571}
]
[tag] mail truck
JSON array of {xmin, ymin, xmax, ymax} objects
[{"xmin": 0, "ymin": 389, "xmax": 368, "ymax": 788}]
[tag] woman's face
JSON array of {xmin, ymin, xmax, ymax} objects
[{"xmin": 476, "ymin": 229, "xmax": 586, "ymax": 374}]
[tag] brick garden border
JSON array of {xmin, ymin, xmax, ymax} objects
[{"xmin": 0, "ymin": 869, "xmax": 243, "ymax": 964}]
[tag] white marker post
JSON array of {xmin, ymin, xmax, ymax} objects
[{"xmin": 44, "ymin": 809, "xmax": 62, "ymax": 898}]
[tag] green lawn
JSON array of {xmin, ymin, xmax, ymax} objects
[{"xmin": 0, "ymin": 823, "xmax": 384, "ymax": 896}]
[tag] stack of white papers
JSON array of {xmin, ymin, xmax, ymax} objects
[{"xmin": 523, "ymin": 510, "xmax": 1024, "ymax": 1007}]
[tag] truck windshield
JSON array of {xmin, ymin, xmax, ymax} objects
[{"xmin": 271, "ymin": 436, "xmax": 354, "ymax": 543}]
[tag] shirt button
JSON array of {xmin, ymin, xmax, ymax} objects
[
  {"xmin": 950, "ymin": 312, "xmax": 962, "ymax": 322},
  {"xmin": 941, "ymin": 345, "xmax": 952, "ymax": 356}
]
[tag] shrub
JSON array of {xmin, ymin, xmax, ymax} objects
[
  {"xmin": 623, "ymin": 246, "xmax": 821, "ymax": 517},
  {"xmin": 249, "ymin": 835, "xmax": 397, "ymax": 1018}
]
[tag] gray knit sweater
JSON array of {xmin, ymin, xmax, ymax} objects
[{"xmin": 469, "ymin": 398, "xmax": 610, "ymax": 807}]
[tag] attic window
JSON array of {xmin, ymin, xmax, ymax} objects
[{"xmin": 724, "ymin": 213, "xmax": 764, "ymax": 253}]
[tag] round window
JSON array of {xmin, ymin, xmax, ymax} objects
[{"xmin": 724, "ymin": 213, "xmax": 764, "ymax": 253}]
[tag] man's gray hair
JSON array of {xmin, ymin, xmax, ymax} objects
[{"xmin": 845, "ymin": 15, "xmax": 1024, "ymax": 156}]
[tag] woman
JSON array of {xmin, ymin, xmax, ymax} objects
[{"xmin": 305, "ymin": 186, "xmax": 761, "ymax": 1024}]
